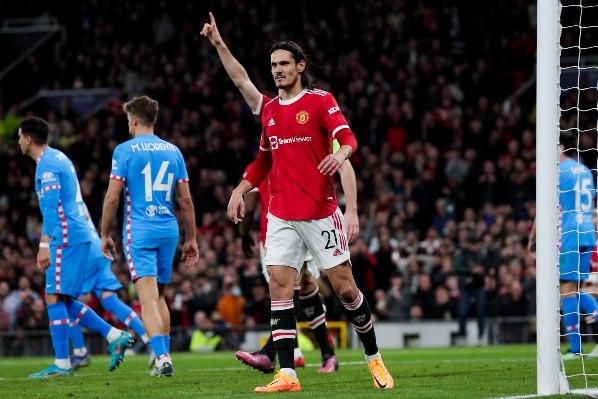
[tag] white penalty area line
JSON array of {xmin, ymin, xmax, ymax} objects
[{"xmin": 496, "ymin": 389, "xmax": 598, "ymax": 398}]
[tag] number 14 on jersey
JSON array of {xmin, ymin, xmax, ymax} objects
[{"xmin": 141, "ymin": 161, "xmax": 174, "ymax": 201}]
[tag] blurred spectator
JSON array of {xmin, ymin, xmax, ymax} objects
[
  {"xmin": 386, "ymin": 273, "xmax": 411, "ymax": 321},
  {"xmin": 0, "ymin": 297, "xmax": 11, "ymax": 331},
  {"xmin": 373, "ymin": 289, "xmax": 390, "ymax": 320},
  {"xmin": 187, "ymin": 273, "xmax": 220, "ymax": 319},
  {"xmin": 412, "ymin": 274, "xmax": 435, "ymax": 318},
  {"xmin": 496, "ymin": 280, "xmax": 530, "ymax": 317},
  {"xmin": 349, "ymin": 237, "xmax": 378, "ymax": 306},
  {"xmin": 429, "ymin": 286, "xmax": 458, "ymax": 320},
  {"xmin": 3, "ymin": 276, "xmax": 39, "ymax": 329},
  {"xmin": 188, "ymin": 310, "xmax": 225, "ymax": 352},
  {"xmin": 171, "ymin": 279, "xmax": 196, "ymax": 328},
  {"xmin": 432, "ymin": 197, "xmax": 454, "ymax": 234},
  {"xmin": 373, "ymin": 227, "xmax": 400, "ymax": 293},
  {"xmin": 216, "ymin": 276, "xmax": 246, "ymax": 347},
  {"xmin": 243, "ymin": 283, "xmax": 270, "ymax": 327},
  {"xmin": 16, "ymin": 297, "xmax": 48, "ymax": 330},
  {"xmin": 455, "ymin": 233, "xmax": 486, "ymax": 343},
  {"xmin": 217, "ymin": 278, "xmax": 246, "ymax": 327}
]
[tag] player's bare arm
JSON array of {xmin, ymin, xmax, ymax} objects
[
  {"xmin": 228, "ymin": 180, "xmax": 255, "ymax": 224},
  {"xmin": 201, "ymin": 12, "xmax": 262, "ymax": 112},
  {"xmin": 175, "ymin": 182, "xmax": 199, "ymax": 267},
  {"xmin": 338, "ymin": 160, "xmax": 359, "ymax": 243},
  {"xmin": 37, "ymin": 185, "xmax": 59, "ymax": 270},
  {"xmin": 36, "ymin": 234, "xmax": 51, "ymax": 270},
  {"xmin": 238, "ymin": 190, "xmax": 259, "ymax": 257},
  {"xmin": 100, "ymin": 178, "xmax": 123, "ymax": 261}
]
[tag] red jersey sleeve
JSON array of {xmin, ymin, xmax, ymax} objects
[
  {"xmin": 245, "ymin": 146, "xmax": 272, "ymax": 187},
  {"xmin": 321, "ymin": 93, "xmax": 351, "ymax": 139},
  {"xmin": 258, "ymin": 129, "xmax": 271, "ymax": 151},
  {"xmin": 257, "ymin": 94, "xmax": 273, "ymax": 151}
]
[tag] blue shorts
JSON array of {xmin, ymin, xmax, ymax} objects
[
  {"xmin": 47, "ymin": 242, "xmax": 90, "ymax": 298},
  {"xmin": 81, "ymin": 241, "xmax": 123, "ymax": 298},
  {"xmin": 124, "ymin": 237, "xmax": 178, "ymax": 284},
  {"xmin": 560, "ymin": 246, "xmax": 592, "ymax": 281}
]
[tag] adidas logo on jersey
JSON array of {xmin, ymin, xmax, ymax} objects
[
  {"xmin": 332, "ymin": 248, "xmax": 342, "ymax": 256},
  {"xmin": 268, "ymin": 118, "xmax": 276, "ymax": 126}
]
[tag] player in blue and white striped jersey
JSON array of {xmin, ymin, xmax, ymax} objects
[
  {"xmin": 100, "ymin": 95, "xmax": 199, "ymax": 377},
  {"xmin": 18, "ymin": 117, "xmax": 134, "ymax": 378},
  {"xmin": 558, "ymin": 131, "xmax": 598, "ymax": 358}
]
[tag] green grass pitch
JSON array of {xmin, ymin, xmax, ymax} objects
[{"xmin": 0, "ymin": 344, "xmax": 597, "ymax": 398}]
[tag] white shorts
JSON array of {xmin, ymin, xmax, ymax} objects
[
  {"xmin": 260, "ymin": 243, "xmax": 319, "ymax": 283},
  {"xmin": 262, "ymin": 208, "xmax": 350, "ymax": 275}
]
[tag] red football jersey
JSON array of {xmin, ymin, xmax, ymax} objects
[{"xmin": 256, "ymin": 89, "xmax": 352, "ymax": 220}]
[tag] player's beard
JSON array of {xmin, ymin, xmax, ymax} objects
[{"xmin": 275, "ymin": 74, "xmax": 300, "ymax": 91}]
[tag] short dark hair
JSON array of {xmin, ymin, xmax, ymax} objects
[
  {"xmin": 270, "ymin": 41, "xmax": 316, "ymax": 90},
  {"xmin": 19, "ymin": 117, "xmax": 50, "ymax": 145},
  {"xmin": 122, "ymin": 95, "xmax": 159, "ymax": 126},
  {"xmin": 559, "ymin": 131, "xmax": 578, "ymax": 157}
]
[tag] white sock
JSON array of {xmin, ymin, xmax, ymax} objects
[
  {"xmin": 141, "ymin": 334, "xmax": 149, "ymax": 344},
  {"xmin": 55, "ymin": 358, "xmax": 71, "ymax": 369},
  {"xmin": 365, "ymin": 352, "xmax": 381, "ymax": 363},
  {"xmin": 73, "ymin": 347, "xmax": 87, "ymax": 357},
  {"xmin": 106, "ymin": 328, "xmax": 122, "ymax": 343},
  {"xmin": 280, "ymin": 368, "xmax": 297, "ymax": 378},
  {"xmin": 156, "ymin": 354, "xmax": 171, "ymax": 368},
  {"xmin": 293, "ymin": 347, "xmax": 303, "ymax": 360}
]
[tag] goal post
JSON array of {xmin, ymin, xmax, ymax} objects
[
  {"xmin": 536, "ymin": 0, "xmax": 563, "ymax": 395},
  {"xmin": 537, "ymin": 0, "xmax": 598, "ymax": 395}
]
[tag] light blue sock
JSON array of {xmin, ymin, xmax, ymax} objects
[
  {"xmin": 47, "ymin": 303, "xmax": 70, "ymax": 360},
  {"xmin": 101, "ymin": 295, "xmax": 147, "ymax": 340},
  {"xmin": 580, "ymin": 292, "xmax": 598, "ymax": 316},
  {"xmin": 65, "ymin": 300, "xmax": 111, "ymax": 338},
  {"xmin": 165, "ymin": 335, "xmax": 171, "ymax": 352},
  {"xmin": 69, "ymin": 322, "xmax": 86, "ymax": 350},
  {"xmin": 149, "ymin": 335, "xmax": 167, "ymax": 358},
  {"xmin": 562, "ymin": 296, "xmax": 582, "ymax": 353}
]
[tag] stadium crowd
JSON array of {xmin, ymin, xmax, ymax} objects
[{"xmin": 0, "ymin": 0, "xmax": 553, "ymax": 348}]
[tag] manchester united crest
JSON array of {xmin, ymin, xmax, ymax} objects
[{"xmin": 296, "ymin": 110, "xmax": 309, "ymax": 124}]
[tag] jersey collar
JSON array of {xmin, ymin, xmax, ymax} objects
[
  {"xmin": 278, "ymin": 89, "xmax": 307, "ymax": 106},
  {"xmin": 36, "ymin": 149, "xmax": 45, "ymax": 164}
]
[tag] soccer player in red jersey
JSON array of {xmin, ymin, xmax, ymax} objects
[
  {"xmin": 201, "ymin": 12, "xmax": 393, "ymax": 393},
  {"xmin": 235, "ymin": 149, "xmax": 357, "ymax": 374}
]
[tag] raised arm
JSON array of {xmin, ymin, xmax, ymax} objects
[{"xmin": 201, "ymin": 12, "xmax": 262, "ymax": 112}]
